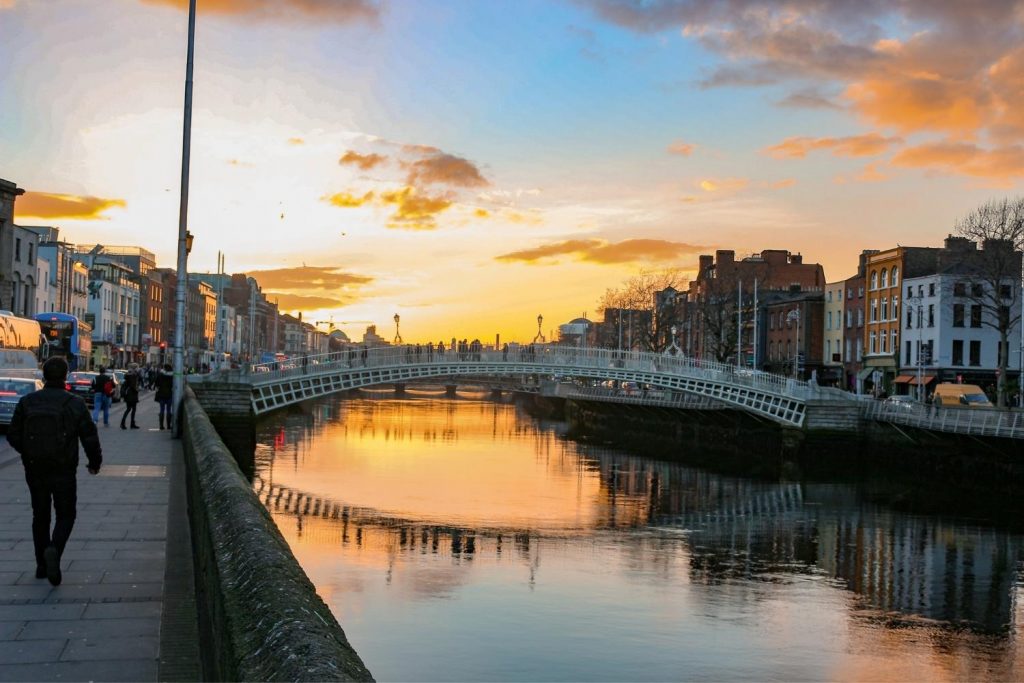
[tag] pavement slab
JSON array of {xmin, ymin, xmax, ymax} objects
[{"xmin": 0, "ymin": 395, "xmax": 199, "ymax": 679}]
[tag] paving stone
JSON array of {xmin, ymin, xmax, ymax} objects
[
  {"xmin": 0, "ymin": 640, "xmax": 66, "ymax": 664},
  {"xmin": 0, "ymin": 622, "xmax": 23, "ymax": 640},
  {"xmin": 113, "ymin": 549, "xmax": 166, "ymax": 560},
  {"xmin": 16, "ymin": 571, "xmax": 103, "ymax": 586},
  {"xmin": 101, "ymin": 570, "xmax": 165, "ymax": 584},
  {"xmin": 62, "ymin": 635, "xmax": 159, "ymax": 662},
  {"xmin": 0, "ymin": 584, "xmax": 54, "ymax": 601},
  {"xmin": 67, "ymin": 558, "xmax": 164, "ymax": 574},
  {"xmin": 81, "ymin": 601, "xmax": 162, "ymax": 620},
  {"xmin": 18, "ymin": 617, "xmax": 159, "ymax": 641},
  {"xmin": 0, "ymin": 574, "xmax": 20, "ymax": 587},
  {"xmin": 0, "ymin": 659, "xmax": 157, "ymax": 681},
  {"xmin": 48, "ymin": 582, "xmax": 163, "ymax": 602}
]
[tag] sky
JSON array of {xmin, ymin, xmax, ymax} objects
[{"xmin": 2, "ymin": 0, "xmax": 1023, "ymax": 343}]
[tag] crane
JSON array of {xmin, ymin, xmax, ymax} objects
[{"xmin": 314, "ymin": 317, "xmax": 372, "ymax": 331}]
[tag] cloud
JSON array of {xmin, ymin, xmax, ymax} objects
[
  {"xmin": 698, "ymin": 177, "xmax": 748, "ymax": 193},
  {"xmin": 244, "ymin": 265, "xmax": 373, "ymax": 290},
  {"xmin": 404, "ymin": 152, "xmax": 489, "ymax": 188},
  {"xmin": 263, "ymin": 293, "xmax": 349, "ymax": 310},
  {"xmin": 855, "ymin": 163, "xmax": 888, "ymax": 183},
  {"xmin": 287, "ymin": 137, "xmax": 305, "ymax": 145},
  {"xmin": 890, "ymin": 142, "xmax": 1024, "ymax": 181},
  {"xmin": 380, "ymin": 187, "xmax": 453, "ymax": 230},
  {"xmin": 324, "ymin": 190, "xmax": 375, "ymax": 207},
  {"xmin": 474, "ymin": 208, "xmax": 490, "ymax": 218},
  {"xmin": 495, "ymin": 238, "xmax": 705, "ymax": 265},
  {"xmin": 767, "ymin": 178, "xmax": 797, "ymax": 189},
  {"xmin": 339, "ymin": 150, "xmax": 387, "ymax": 171},
  {"xmin": 667, "ymin": 140, "xmax": 695, "ymax": 156},
  {"xmin": 776, "ymin": 89, "xmax": 842, "ymax": 110},
  {"xmin": 227, "ymin": 158, "xmax": 254, "ymax": 167},
  {"xmin": 765, "ymin": 133, "xmax": 902, "ymax": 159},
  {"xmin": 140, "ymin": 0, "xmax": 379, "ymax": 23},
  {"xmin": 14, "ymin": 192, "xmax": 126, "ymax": 220},
  {"xmin": 0, "ymin": 0, "xmax": 15, "ymax": 9}
]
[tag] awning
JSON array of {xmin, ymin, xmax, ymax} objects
[
  {"xmin": 909, "ymin": 374, "xmax": 936, "ymax": 386},
  {"xmin": 857, "ymin": 367, "xmax": 874, "ymax": 380},
  {"xmin": 893, "ymin": 375, "xmax": 914, "ymax": 384}
]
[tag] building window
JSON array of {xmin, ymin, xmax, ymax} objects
[
  {"xmin": 27, "ymin": 244, "xmax": 33, "ymax": 265},
  {"xmin": 844, "ymin": 339, "xmax": 850, "ymax": 362},
  {"xmin": 827, "ymin": 311, "xmax": 832, "ymax": 330},
  {"xmin": 826, "ymin": 339, "xmax": 831, "ymax": 359},
  {"xmin": 952, "ymin": 340, "xmax": 964, "ymax": 366},
  {"xmin": 1000, "ymin": 284, "xmax": 1012, "ymax": 299},
  {"xmin": 14, "ymin": 238, "xmax": 21, "ymax": 262},
  {"xmin": 905, "ymin": 340, "xmax": 911, "ymax": 366},
  {"xmin": 970, "ymin": 305, "xmax": 982, "ymax": 328},
  {"xmin": 858, "ymin": 286, "xmax": 864, "ymax": 297},
  {"xmin": 954, "ymin": 282, "xmax": 966, "ymax": 297},
  {"xmin": 827, "ymin": 290, "xmax": 833, "ymax": 303},
  {"xmin": 906, "ymin": 306, "xmax": 913, "ymax": 329},
  {"xmin": 927, "ymin": 283, "xmax": 934, "ymax": 297},
  {"xmin": 953, "ymin": 304, "xmax": 965, "ymax": 327},
  {"xmin": 881, "ymin": 331, "xmax": 887, "ymax": 353},
  {"xmin": 838, "ymin": 289, "xmax": 842, "ymax": 301},
  {"xmin": 846, "ymin": 310, "xmax": 852, "ymax": 329},
  {"xmin": 847, "ymin": 287, "xmax": 853, "ymax": 299},
  {"xmin": 891, "ymin": 267, "xmax": 899, "ymax": 285},
  {"xmin": 857, "ymin": 309, "xmax": 863, "ymax": 326},
  {"xmin": 907, "ymin": 286, "xmax": 913, "ymax": 298},
  {"xmin": 969, "ymin": 340, "xmax": 981, "ymax": 366},
  {"xmin": 971, "ymin": 283, "xmax": 984, "ymax": 298},
  {"xmin": 870, "ymin": 271, "xmax": 878, "ymax": 290},
  {"xmin": 856, "ymin": 338, "xmax": 863, "ymax": 361},
  {"xmin": 870, "ymin": 299, "xmax": 878, "ymax": 322},
  {"xmin": 928, "ymin": 304, "xmax": 934, "ymax": 327},
  {"xmin": 891, "ymin": 330, "xmax": 897, "ymax": 355},
  {"xmin": 870, "ymin": 331, "xmax": 877, "ymax": 354},
  {"xmin": 880, "ymin": 268, "xmax": 888, "ymax": 288},
  {"xmin": 892, "ymin": 295, "xmax": 898, "ymax": 320},
  {"xmin": 881, "ymin": 297, "xmax": 888, "ymax": 321}
]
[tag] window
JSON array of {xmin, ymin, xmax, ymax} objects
[
  {"xmin": 953, "ymin": 304, "xmax": 965, "ymax": 327},
  {"xmin": 892, "ymin": 295, "xmax": 899, "ymax": 320},
  {"xmin": 881, "ymin": 331, "xmax": 887, "ymax": 353},
  {"xmin": 870, "ymin": 331, "xmax": 877, "ymax": 354},
  {"xmin": 827, "ymin": 290, "xmax": 833, "ymax": 303},
  {"xmin": 827, "ymin": 311, "xmax": 832, "ymax": 330},
  {"xmin": 882, "ymin": 297, "xmax": 889, "ymax": 321},
  {"xmin": 881, "ymin": 268, "xmax": 888, "ymax": 288},
  {"xmin": 870, "ymin": 299, "xmax": 878, "ymax": 322},
  {"xmin": 858, "ymin": 286, "xmax": 864, "ymax": 297},
  {"xmin": 906, "ymin": 307, "xmax": 913, "ymax": 329},
  {"xmin": 971, "ymin": 283, "xmax": 984, "ymax": 298},
  {"xmin": 838, "ymin": 289, "xmax": 843, "ymax": 301},
  {"xmin": 891, "ymin": 266, "xmax": 899, "ymax": 285},
  {"xmin": 847, "ymin": 287, "xmax": 853, "ymax": 299},
  {"xmin": 856, "ymin": 338, "xmax": 863, "ymax": 361},
  {"xmin": 857, "ymin": 309, "xmax": 863, "ymax": 326},
  {"xmin": 907, "ymin": 286, "xmax": 913, "ymax": 298},
  {"xmin": 969, "ymin": 340, "xmax": 981, "ymax": 366},
  {"xmin": 870, "ymin": 271, "xmax": 878, "ymax": 290},
  {"xmin": 905, "ymin": 340, "xmax": 911, "ymax": 365},
  {"xmin": 927, "ymin": 283, "xmax": 934, "ymax": 297},
  {"xmin": 826, "ymin": 339, "xmax": 831, "ymax": 359},
  {"xmin": 952, "ymin": 340, "xmax": 964, "ymax": 366},
  {"xmin": 928, "ymin": 304, "xmax": 934, "ymax": 327},
  {"xmin": 14, "ymin": 238, "xmax": 20, "ymax": 262},
  {"xmin": 954, "ymin": 282, "xmax": 966, "ymax": 297},
  {"xmin": 27, "ymin": 244, "xmax": 33, "ymax": 266},
  {"xmin": 891, "ymin": 330, "xmax": 897, "ymax": 355},
  {"xmin": 844, "ymin": 339, "xmax": 850, "ymax": 362},
  {"xmin": 1000, "ymin": 284, "xmax": 1012, "ymax": 299},
  {"xmin": 847, "ymin": 310, "xmax": 852, "ymax": 328},
  {"xmin": 970, "ymin": 305, "xmax": 982, "ymax": 328}
]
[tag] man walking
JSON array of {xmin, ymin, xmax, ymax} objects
[
  {"xmin": 7, "ymin": 357, "xmax": 102, "ymax": 586},
  {"xmin": 91, "ymin": 366, "xmax": 114, "ymax": 427}
]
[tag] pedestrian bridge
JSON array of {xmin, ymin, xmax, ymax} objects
[{"xmin": 199, "ymin": 346, "xmax": 852, "ymax": 428}]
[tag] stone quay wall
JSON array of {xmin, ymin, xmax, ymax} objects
[{"xmin": 182, "ymin": 387, "xmax": 374, "ymax": 682}]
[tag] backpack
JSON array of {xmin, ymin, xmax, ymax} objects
[
  {"xmin": 24, "ymin": 395, "xmax": 74, "ymax": 466},
  {"xmin": 102, "ymin": 379, "xmax": 114, "ymax": 397}
]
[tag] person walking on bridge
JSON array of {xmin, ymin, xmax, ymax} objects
[
  {"xmin": 7, "ymin": 357, "xmax": 102, "ymax": 586},
  {"xmin": 120, "ymin": 363, "xmax": 140, "ymax": 430},
  {"xmin": 155, "ymin": 363, "xmax": 174, "ymax": 430}
]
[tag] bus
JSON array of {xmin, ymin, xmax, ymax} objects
[
  {"xmin": 35, "ymin": 313, "xmax": 92, "ymax": 371},
  {"xmin": 0, "ymin": 311, "xmax": 47, "ymax": 372}
]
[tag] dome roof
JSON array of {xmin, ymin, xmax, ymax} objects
[
  {"xmin": 329, "ymin": 329, "xmax": 351, "ymax": 342},
  {"xmin": 568, "ymin": 317, "xmax": 591, "ymax": 325}
]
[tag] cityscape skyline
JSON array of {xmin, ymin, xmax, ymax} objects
[{"xmin": 3, "ymin": 0, "xmax": 1024, "ymax": 341}]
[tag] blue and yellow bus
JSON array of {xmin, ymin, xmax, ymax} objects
[{"xmin": 35, "ymin": 313, "xmax": 92, "ymax": 371}]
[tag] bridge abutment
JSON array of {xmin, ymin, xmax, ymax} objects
[
  {"xmin": 802, "ymin": 399, "xmax": 862, "ymax": 432},
  {"xmin": 188, "ymin": 381, "xmax": 256, "ymax": 475}
]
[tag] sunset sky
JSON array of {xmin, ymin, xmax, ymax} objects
[{"xmin": 3, "ymin": 0, "xmax": 1023, "ymax": 342}]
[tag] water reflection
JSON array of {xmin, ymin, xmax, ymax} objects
[{"xmin": 254, "ymin": 396, "xmax": 1024, "ymax": 681}]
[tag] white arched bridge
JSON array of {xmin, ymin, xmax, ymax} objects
[{"xmin": 197, "ymin": 345, "xmax": 853, "ymax": 428}]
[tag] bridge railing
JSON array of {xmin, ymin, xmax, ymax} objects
[
  {"xmin": 863, "ymin": 400, "xmax": 1024, "ymax": 439},
  {"xmin": 213, "ymin": 345, "xmax": 851, "ymax": 404}
]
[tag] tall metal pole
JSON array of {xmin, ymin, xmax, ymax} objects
[
  {"xmin": 172, "ymin": 0, "xmax": 196, "ymax": 435},
  {"xmin": 753, "ymin": 278, "xmax": 759, "ymax": 369},
  {"xmin": 736, "ymin": 279, "xmax": 742, "ymax": 367}
]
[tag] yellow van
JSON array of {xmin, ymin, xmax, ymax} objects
[{"xmin": 932, "ymin": 383, "xmax": 993, "ymax": 409}]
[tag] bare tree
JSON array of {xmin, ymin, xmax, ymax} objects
[
  {"xmin": 597, "ymin": 269, "xmax": 689, "ymax": 351},
  {"xmin": 954, "ymin": 197, "xmax": 1024, "ymax": 408}
]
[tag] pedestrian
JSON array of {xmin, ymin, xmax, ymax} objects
[
  {"xmin": 155, "ymin": 363, "xmax": 174, "ymax": 430},
  {"xmin": 6, "ymin": 356, "xmax": 102, "ymax": 586},
  {"xmin": 120, "ymin": 364, "xmax": 140, "ymax": 430},
  {"xmin": 91, "ymin": 366, "xmax": 114, "ymax": 427}
]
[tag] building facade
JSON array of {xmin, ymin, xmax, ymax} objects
[
  {"xmin": 0, "ymin": 178, "xmax": 26, "ymax": 313},
  {"xmin": 87, "ymin": 260, "xmax": 141, "ymax": 368},
  {"xmin": 822, "ymin": 280, "xmax": 845, "ymax": 386}
]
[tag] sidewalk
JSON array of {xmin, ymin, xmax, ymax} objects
[{"xmin": 0, "ymin": 392, "xmax": 200, "ymax": 682}]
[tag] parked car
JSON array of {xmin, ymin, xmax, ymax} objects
[
  {"xmin": 0, "ymin": 377, "xmax": 43, "ymax": 426},
  {"xmin": 883, "ymin": 395, "xmax": 916, "ymax": 411},
  {"xmin": 66, "ymin": 371, "xmax": 99, "ymax": 405},
  {"xmin": 932, "ymin": 383, "xmax": 993, "ymax": 409}
]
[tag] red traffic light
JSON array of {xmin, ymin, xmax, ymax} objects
[{"xmin": 159, "ymin": 342, "xmax": 167, "ymax": 349}]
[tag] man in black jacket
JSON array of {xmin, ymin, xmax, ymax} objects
[{"xmin": 7, "ymin": 357, "xmax": 102, "ymax": 586}]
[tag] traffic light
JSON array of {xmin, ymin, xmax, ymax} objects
[{"xmin": 159, "ymin": 342, "xmax": 167, "ymax": 350}]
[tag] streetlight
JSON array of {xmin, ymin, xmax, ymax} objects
[
  {"xmin": 664, "ymin": 324, "xmax": 681, "ymax": 355},
  {"xmin": 533, "ymin": 314, "xmax": 545, "ymax": 343},
  {"xmin": 393, "ymin": 313, "xmax": 402, "ymax": 344},
  {"xmin": 787, "ymin": 307, "xmax": 801, "ymax": 379}
]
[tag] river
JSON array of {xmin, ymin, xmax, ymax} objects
[{"xmin": 252, "ymin": 391, "xmax": 1024, "ymax": 682}]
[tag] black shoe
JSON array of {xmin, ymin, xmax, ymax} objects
[
  {"xmin": 130, "ymin": 424, "xmax": 140, "ymax": 429},
  {"xmin": 120, "ymin": 423, "xmax": 127, "ymax": 430},
  {"xmin": 35, "ymin": 565, "xmax": 46, "ymax": 579},
  {"xmin": 43, "ymin": 546, "xmax": 61, "ymax": 586}
]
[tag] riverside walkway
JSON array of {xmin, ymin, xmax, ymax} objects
[{"xmin": 0, "ymin": 396, "xmax": 199, "ymax": 682}]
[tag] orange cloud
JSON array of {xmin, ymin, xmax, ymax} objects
[
  {"xmin": 324, "ymin": 190, "xmax": 375, "ymax": 208},
  {"xmin": 765, "ymin": 133, "xmax": 902, "ymax": 159},
  {"xmin": 699, "ymin": 177, "xmax": 748, "ymax": 193},
  {"xmin": 890, "ymin": 142, "xmax": 1024, "ymax": 181},
  {"xmin": 496, "ymin": 238, "xmax": 705, "ymax": 265},
  {"xmin": 404, "ymin": 152, "xmax": 488, "ymax": 188},
  {"xmin": 140, "ymin": 0, "xmax": 379, "ymax": 22},
  {"xmin": 245, "ymin": 266, "xmax": 372, "ymax": 291},
  {"xmin": 339, "ymin": 150, "xmax": 387, "ymax": 171},
  {"xmin": 667, "ymin": 140, "xmax": 695, "ymax": 156},
  {"xmin": 263, "ymin": 293, "xmax": 349, "ymax": 310},
  {"xmin": 855, "ymin": 163, "xmax": 888, "ymax": 183},
  {"xmin": 844, "ymin": 78, "xmax": 984, "ymax": 139},
  {"xmin": 287, "ymin": 137, "xmax": 305, "ymax": 145},
  {"xmin": 15, "ymin": 192, "xmax": 126, "ymax": 220},
  {"xmin": 474, "ymin": 208, "xmax": 490, "ymax": 218},
  {"xmin": 767, "ymin": 178, "xmax": 797, "ymax": 189},
  {"xmin": 380, "ymin": 187, "xmax": 453, "ymax": 230}
]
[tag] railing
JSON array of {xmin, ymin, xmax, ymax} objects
[
  {"xmin": 863, "ymin": 400, "xmax": 1024, "ymax": 439},
  {"xmin": 544, "ymin": 383, "xmax": 726, "ymax": 410},
  {"xmin": 202, "ymin": 345, "xmax": 851, "ymax": 404}
]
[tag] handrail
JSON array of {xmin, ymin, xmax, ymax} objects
[
  {"xmin": 862, "ymin": 400, "xmax": 1024, "ymax": 440},
  {"xmin": 221, "ymin": 345, "xmax": 847, "ymax": 404}
]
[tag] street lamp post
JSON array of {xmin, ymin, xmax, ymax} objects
[
  {"xmin": 533, "ymin": 314, "xmax": 545, "ymax": 343},
  {"xmin": 172, "ymin": 0, "xmax": 197, "ymax": 436},
  {"xmin": 787, "ymin": 307, "xmax": 801, "ymax": 380},
  {"xmin": 393, "ymin": 313, "xmax": 402, "ymax": 344}
]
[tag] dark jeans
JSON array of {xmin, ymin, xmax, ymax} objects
[
  {"xmin": 121, "ymin": 400, "xmax": 138, "ymax": 426},
  {"xmin": 24, "ymin": 466, "xmax": 77, "ymax": 568}
]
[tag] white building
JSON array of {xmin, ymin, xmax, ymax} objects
[
  {"xmin": 900, "ymin": 272, "xmax": 1022, "ymax": 395},
  {"xmin": 34, "ymin": 255, "xmax": 56, "ymax": 315},
  {"xmin": 216, "ymin": 302, "xmax": 242, "ymax": 362},
  {"xmin": 823, "ymin": 281, "xmax": 845, "ymax": 383},
  {"xmin": 9, "ymin": 225, "xmax": 40, "ymax": 317},
  {"xmin": 71, "ymin": 261, "xmax": 89, "ymax": 322},
  {"xmin": 87, "ymin": 260, "xmax": 141, "ymax": 368}
]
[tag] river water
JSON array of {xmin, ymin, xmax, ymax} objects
[{"xmin": 252, "ymin": 391, "xmax": 1024, "ymax": 682}]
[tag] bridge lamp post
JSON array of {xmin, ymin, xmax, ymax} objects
[
  {"xmin": 533, "ymin": 314, "xmax": 545, "ymax": 343},
  {"xmin": 787, "ymin": 307, "xmax": 801, "ymax": 380},
  {"xmin": 393, "ymin": 313, "xmax": 402, "ymax": 344}
]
